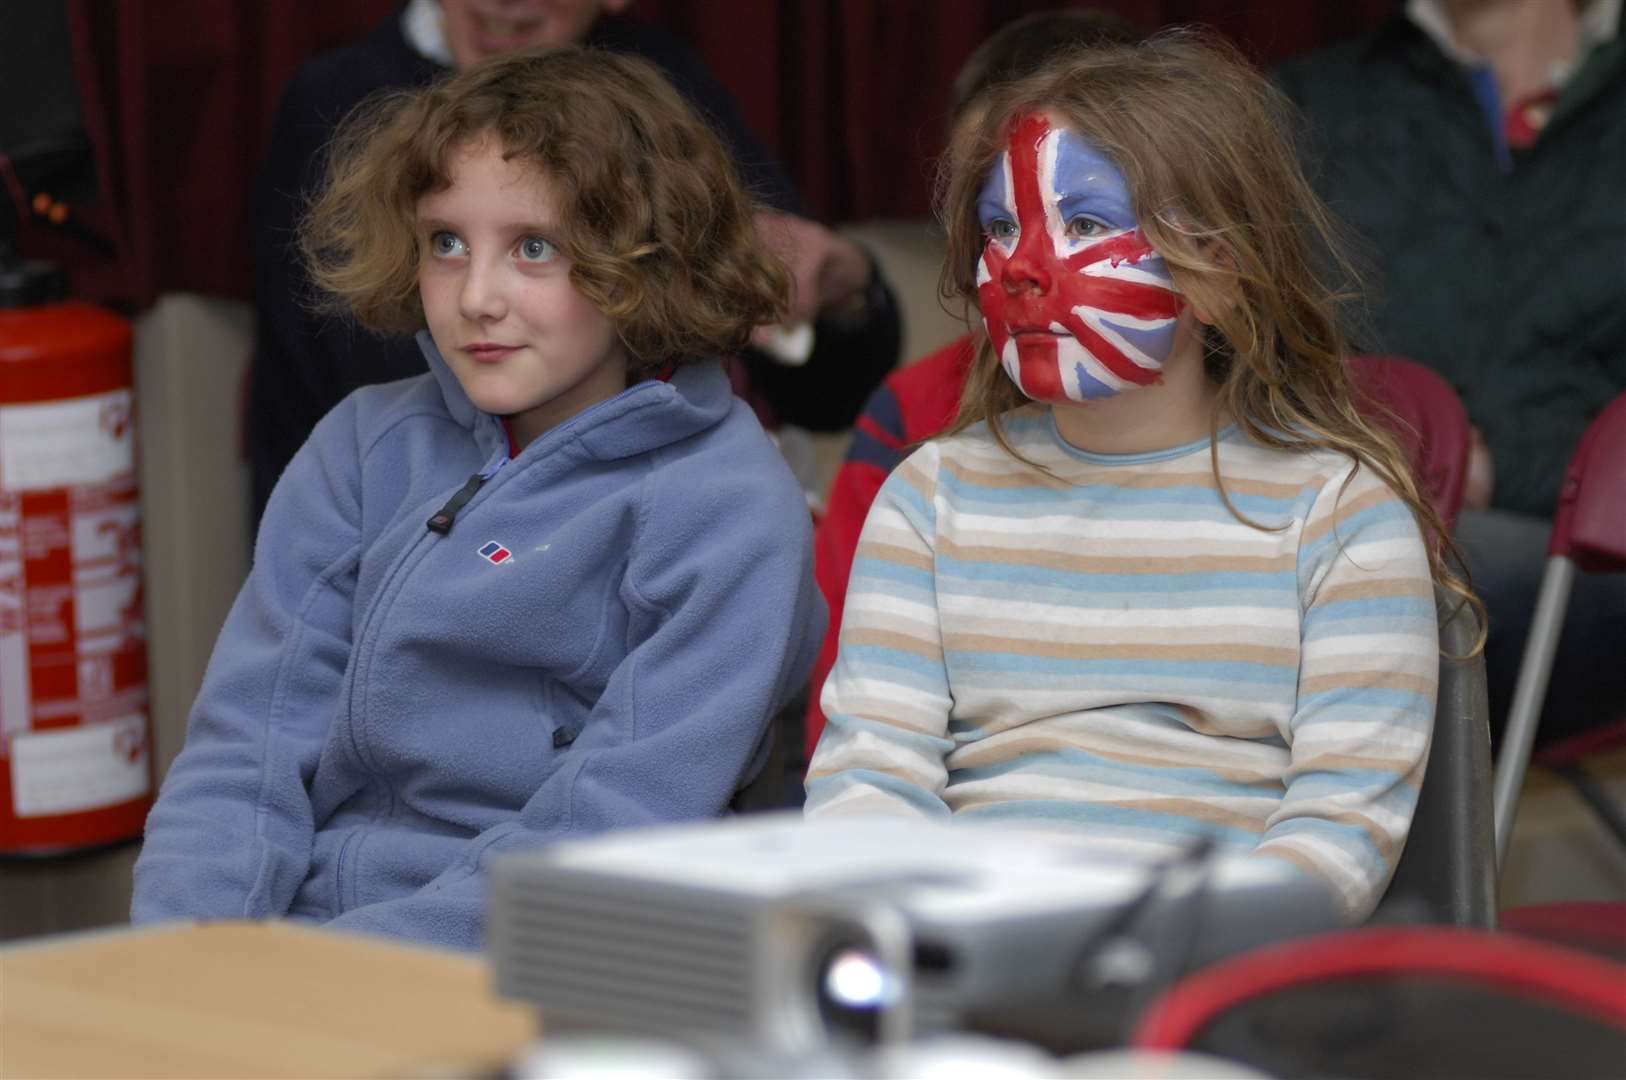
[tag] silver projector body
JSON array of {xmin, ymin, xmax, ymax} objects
[{"xmin": 489, "ymin": 813, "xmax": 1339, "ymax": 1057}]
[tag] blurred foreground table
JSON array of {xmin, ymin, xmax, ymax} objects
[{"xmin": 0, "ymin": 920, "xmax": 536, "ymax": 1078}]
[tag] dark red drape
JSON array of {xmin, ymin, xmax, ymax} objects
[{"xmin": 50, "ymin": 0, "xmax": 1396, "ymax": 312}]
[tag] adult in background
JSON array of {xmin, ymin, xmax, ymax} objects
[
  {"xmin": 248, "ymin": 0, "xmax": 900, "ymax": 526},
  {"xmin": 1275, "ymin": 0, "xmax": 1626, "ymax": 738}
]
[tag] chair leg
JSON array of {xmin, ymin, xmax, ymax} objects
[
  {"xmin": 1493, "ymin": 557, "xmax": 1576, "ymax": 869},
  {"xmin": 1550, "ymin": 762, "xmax": 1626, "ymax": 852}
]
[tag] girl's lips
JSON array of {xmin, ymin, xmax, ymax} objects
[{"xmin": 464, "ymin": 344, "xmax": 518, "ymax": 363}]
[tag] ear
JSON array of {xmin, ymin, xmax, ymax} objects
[
  {"xmin": 1186, "ymin": 295, "xmax": 1221, "ymax": 327},
  {"xmin": 1185, "ymin": 243, "xmax": 1241, "ymax": 327}
]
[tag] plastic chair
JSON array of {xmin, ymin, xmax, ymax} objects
[
  {"xmin": 1348, "ymin": 353, "xmax": 1473, "ymax": 528},
  {"xmin": 1377, "ymin": 588, "xmax": 1496, "ymax": 927},
  {"xmin": 1492, "ymin": 391, "xmax": 1626, "ymax": 868},
  {"xmin": 1345, "ymin": 356, "xmax": 1494, "ymax": 927}
]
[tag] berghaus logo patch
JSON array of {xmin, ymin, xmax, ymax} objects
[{"xmin": 478, "ymin": 540, "xmax": 512, "ymax": 565}]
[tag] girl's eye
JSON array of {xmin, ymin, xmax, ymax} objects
[
  {"xmin": 429, "ymin": 231, "xmax": 466, "ymax": 257},
  {"xmin": 984, "ymin": 219, "xmax": 1017, "ymax": 242},
  {"xmin": 516, "ymin": 236, "xmax": 558, "ymax": 263},
  {"xmin": 1066, "ymin": 216, "xmax": 1109, "ymax": 240}
]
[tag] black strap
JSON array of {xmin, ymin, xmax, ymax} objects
[{"xmin": 425, "ymin": 473, "xmax": 485, "ymax": 535}]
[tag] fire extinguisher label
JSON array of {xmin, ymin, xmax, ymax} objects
[
  {"xmin": 0, "ymin": 495, "xmax": 25, "ymax": 739},
  {"xmin": 9, "ymin": 715, "xmax": 149, "ymax": 818},
  {"xmin": 0, "ymin": 390, "xmax": 135, "ymax": 492}
]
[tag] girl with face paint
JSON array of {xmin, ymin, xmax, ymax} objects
[
  {"xmin": 806, "ymin": 34, "xmax": 1482, "ymax": 926},
  {"xmin": 976, "ymin": 113, "xmax": 1183, "ymax": 409},
  {"xmin": 973, "ymin": 109, "xmax": 1224, "ymax": 460}
]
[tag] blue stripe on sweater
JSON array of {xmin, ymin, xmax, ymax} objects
[
  {"xmin": 955, "ymin": 799, "xmax": 1262, "ymax": 846},
  {"xmin": 805, "ymin": 770, "xmax": 951, "ymax": 817},
  {"xmin": 835, "ymin": 644, "xmax": 946, "ymax": 687},
  {"xmin": 938, "ymin": 559, "xmax": 1297, "ymax": 594},
  {"xmin": 943, "ymin": 653, "xmax": 1298, "ymax": 688},
  {"xmin": 950, "ymin": 748, "xmax": 1286, "ymax": 798}
]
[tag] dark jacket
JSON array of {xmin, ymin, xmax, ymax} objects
[{"xmin": 1275, "ymin": 16, "xmax": 1626, "ymax": 516}]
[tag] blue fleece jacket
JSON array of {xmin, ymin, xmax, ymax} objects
[{"xmin": 131, "ymin": 335, "xmax": 824, "ymax": 949}]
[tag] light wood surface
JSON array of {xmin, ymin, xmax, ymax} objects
[{"xmin": 0, "ymin": 920, "xmax": 536, "ymax": 1079}]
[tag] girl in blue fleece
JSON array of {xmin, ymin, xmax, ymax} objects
[{"xmin": 131, "ymin": 49, "xmax": 825, "ymax": 949}]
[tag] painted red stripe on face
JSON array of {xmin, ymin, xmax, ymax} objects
[
  {"xmin": 1068, "ymin": 277, "xmax": 1185, "ymax": 321},
  {"xmin": 1015, "ymin": 334, "xmax": 1065, "ymax": 399},
  {"xmin": 978, "ymin": 113, "xmax": 1184, "ymax": 402},
  {"xmin": 1005, "ymin": 113, "xmax": 1055, "ymax": 298},
  {"xmin": 1057, "ymin": 309, "xmax": 1162, "ymax": 385},
  {"xmin": 1059, "ymin": 230, "xmax": 1159, "ymax": 273}
]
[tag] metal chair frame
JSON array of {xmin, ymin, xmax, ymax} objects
[{"xmin": 1491, "ymin": 392, "xmax": 1626, "ymax": 869}]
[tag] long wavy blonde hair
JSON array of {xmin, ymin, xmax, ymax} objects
[{"xmin": 938, "ymin": 31, "xmax": 1481, "ymax": 645}]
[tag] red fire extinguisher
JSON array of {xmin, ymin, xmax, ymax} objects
[{"xmin": 0, "ymin": 255, "xmax": 152, "ymax": 855}]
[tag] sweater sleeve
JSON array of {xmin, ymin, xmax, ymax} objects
[
  {"xmin": 131, "ymin": 396, "xmax": 365, "ymax": 923},
  {"xmin": 1253, "ymin": 463, "xmax": 1438, "ymax": 920},
  {"xmin": 804, "ymin": 380, "xmax": 912, "ymax": 759},
  {"xmin": 804, "ymin": 447, "xmax": 955, "ymax": 819},
  {"xmin": 323, "ymin": 440, "xmax": 826, "ymax": 947}
]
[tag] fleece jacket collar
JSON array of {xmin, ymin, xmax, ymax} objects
[{"xmin": 415, "ymin": 329, "xmax": 734, "ymax": 464}]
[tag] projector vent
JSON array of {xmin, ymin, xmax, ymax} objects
[{"xmin": 494, "ymin": 872, "xmax": 755, "ymax": 1040}]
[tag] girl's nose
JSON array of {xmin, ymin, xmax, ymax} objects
[
  {"xmin": 459, "ymin": 260, "xmax": 506, "ymax": 322},
  {"xmin": 1002, "ymin": 238, "xmax": 1053, "ymax": 295}
]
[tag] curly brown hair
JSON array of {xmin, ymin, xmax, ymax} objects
[
  {"xmin": 300, "ymin": 47, "xmax": 790, "ymax": 374},
  {"xmin": 937, "ymin": 30, "xmax": 1481, "ymax": 647}
]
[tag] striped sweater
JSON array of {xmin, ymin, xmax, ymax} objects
[{"xmin": 804, "ymin": 408, "xmax": 1438, "ymax": 920}]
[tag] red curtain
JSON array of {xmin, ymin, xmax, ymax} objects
[
  {"xmin": 52, "ymin": 0, "xmax": 1395, "ymax": 312},
  {"xmin": 60, "ymin": 0, "xmax": 395, "ymax": 309}
]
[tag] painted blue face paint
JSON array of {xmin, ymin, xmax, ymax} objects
[{"xmin": 976, "ymin": 116, "xmax": 1184, "ymax": 404}]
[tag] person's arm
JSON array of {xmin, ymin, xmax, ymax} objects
[
  {"xmin": 805, "ymin": 446, "xmax": 954, "ymax": 819},
  {"xmin": 803, "ymin": 382, "xmax": 909, "ymax": 761},
  {"xmin": 324, "ymin": 439, "xmax": 826, "ymax": 947},
  {"xmin": 1252, "ymin": 463, "xmax": 1438, "ymax": 921},
  {"xmin": 131, "ymin": 396, "xmax": 367, "ymax": 923},
  {"xmin": 587, "ymin": 17, "xmax": 902, "ymax": 431},
  {"xmin": 743, "ymin": 239, "xmax": 902, "ymax": 431}
]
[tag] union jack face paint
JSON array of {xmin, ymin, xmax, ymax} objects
[{"xmin": 977, "ymin": 114, "xmax": 1184, "ymax": 404}]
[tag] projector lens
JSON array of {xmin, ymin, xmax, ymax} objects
[{"xmin": 816, "ymin": 941, "xmax": 897, "ymax": 1044}]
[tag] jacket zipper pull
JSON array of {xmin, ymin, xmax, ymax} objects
[{"xmin": 426, "ymin": 473, "xmax": 485, "ymax": 534}]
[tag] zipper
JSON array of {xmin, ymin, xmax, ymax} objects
[
  {"xmin": 421, "ymin": 379, "xmax": 664, "ymax": 536},
  {"xmin": 425, "ymin": 444, "xmax": 509, "ymax": 534},
  {"xmin": 348, "ymin": 377, "xmax": 667, "ymax": 777}
]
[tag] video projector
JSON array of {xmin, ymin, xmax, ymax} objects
[{"xmin": 489, "ymin": 813, "xmax": 1341, "ymax": 1056}]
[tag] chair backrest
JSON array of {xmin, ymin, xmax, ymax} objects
[
  {"xmin": 1549, "ymin": 391, "xmax": 1626, "ymax": 572},
  {"xmin": 1347, "ymin": 354, "xmax": 1473, "ymax": 528},
  {"xmin": 1380, "ymin": 588, "xmax": 1497, "ymax": 927},
  {"xmin": 1345, "ymin": 357, "xmax": 1493, "ymax": 926}
]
